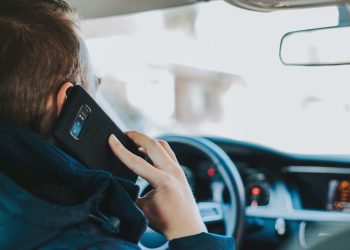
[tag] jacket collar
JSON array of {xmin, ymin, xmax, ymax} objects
[{"xmin": 0, "ymin": 122, "xmax": 147, "ymax": 248}]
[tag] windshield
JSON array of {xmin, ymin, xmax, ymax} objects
[{"xmin": 81, "ymin": 1, "xmax": 350, "ymax": 155}]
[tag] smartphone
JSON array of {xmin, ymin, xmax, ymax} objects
[{"xmin": 52, "ymin": 85, "xmax": 140, "ymax": 182}]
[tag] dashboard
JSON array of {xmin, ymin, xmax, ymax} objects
[{"xmin": 169, "ymin": 136, "xmax": 350, "ymax": 250}]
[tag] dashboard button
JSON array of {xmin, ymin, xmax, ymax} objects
[{"xmin": 275, "ymin": 218, "xmax": 287, "ymax": 237}]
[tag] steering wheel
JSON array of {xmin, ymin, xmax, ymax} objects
[{"xmin": 137, "ymin": 135, "xmax": 245, "ymax": 250}]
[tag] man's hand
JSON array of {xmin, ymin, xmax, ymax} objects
[{"xmin": 108, "ymin": 131, "xmax": 207, "ymax": 240}]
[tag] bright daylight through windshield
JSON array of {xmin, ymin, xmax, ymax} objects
[{"xmin": 81, "ymin": 1, "xmax": 350, "ymax": 155}]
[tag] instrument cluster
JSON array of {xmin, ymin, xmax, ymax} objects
[{"xmin": 180, "ymin": 160, "xmax": 272, "ymax": 207}]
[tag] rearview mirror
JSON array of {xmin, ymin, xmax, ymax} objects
[{"xmin": 279, "ymin": 26, "xmax": 350, "ymax": 66}]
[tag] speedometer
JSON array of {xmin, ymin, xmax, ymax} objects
[{"xmin": 244, "ymin": 169, "xmax": 270, "ymax": 206}]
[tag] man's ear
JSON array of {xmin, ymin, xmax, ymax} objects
[{"xmin": 56, "ymin": 82, "xmax": 74, "ymax": 116}]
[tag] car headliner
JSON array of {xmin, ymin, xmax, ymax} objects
[{"xmin": 66, "ymin": 0, "xmax": 347, "ymax": 19}]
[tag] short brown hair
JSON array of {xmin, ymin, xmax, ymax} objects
[{"xmin": 0, "ymin": 0, "xmax": 85, "ymax": 131}]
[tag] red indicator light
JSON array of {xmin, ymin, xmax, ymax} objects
[
  {"xmin": 251, "ymin": 187, "xmax": 261, "ymax": 196},
  {"xmin": 207, "ymin": 168, "xmax": 216, "ymax": 177}
]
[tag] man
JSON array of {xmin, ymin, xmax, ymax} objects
[{"xmin": 0, "ymin": 0, "xmax": 234, "ymax": 249}]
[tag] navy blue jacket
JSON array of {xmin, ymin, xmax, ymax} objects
[{"xmin": 0, "ymin": 122, "xmax": 234, "ymax": 249}]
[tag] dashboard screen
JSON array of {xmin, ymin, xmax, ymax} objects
[{"xmin": 327, "ymin": 180, "xmax": 350, "ymax": 212}]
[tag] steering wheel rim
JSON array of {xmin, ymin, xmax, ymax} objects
[{"xmin": 138, "ymin": 135, "xmax": 245, "ymax": 249}]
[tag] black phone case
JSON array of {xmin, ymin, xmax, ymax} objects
[{"xmin": 53, "ymin": 86, "xmax": 139, "ymax": 182}]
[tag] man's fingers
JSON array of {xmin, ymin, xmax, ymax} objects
[
  {"xmin": 126, "ymin": 131, "xmax": 172, "ymax": 168},
  {"xmin": 158, "ymin": 140, "xmax": 179, "ymax": 164},
  {"xmin": 108, "ymin": 135, "xmax": 160, "ymax": 187}
]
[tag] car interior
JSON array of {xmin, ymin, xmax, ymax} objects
[{"xmin": 61, "ymin": 0, "xmax": 350, "ymax": 249}]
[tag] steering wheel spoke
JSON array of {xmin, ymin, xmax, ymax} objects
[{"xmin": 198, "ymin": 202, "xmax": 225, "ymax": 224}]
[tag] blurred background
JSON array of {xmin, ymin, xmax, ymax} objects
[{"xmin": 80, "ymin": 1, "xmax": 350, "ymax": 155}]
